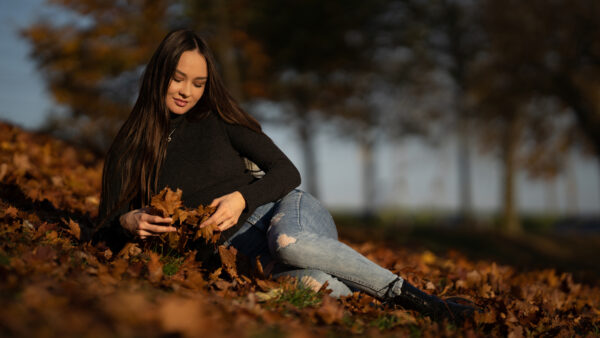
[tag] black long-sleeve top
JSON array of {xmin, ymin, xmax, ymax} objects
[{"xmin": 94, "ymin": 111, "xmax": 301, "ymax": 256}]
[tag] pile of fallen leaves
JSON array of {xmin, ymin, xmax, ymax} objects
[
  {"xmin": 0, "ymin": 121, "xmax": 599, "ymax": 337},
  {"xmin": 144, "ymin": 187, "xmax": 219, "ymax": 255}
]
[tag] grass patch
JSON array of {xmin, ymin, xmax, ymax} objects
[
  {"xmin": 161, "ymin": 256, "xmax": 184, "ymax": 277},
  {"xmin": 0, "ymin": 252, "xmax": 10, "ymax": 266},
  {"xmin": 275, "ymin": 285, "xmax": 322, "ymax": 309},
  {"xmin": 409, "ymin": 324, "xmax": 422, "ymax": 338},
  {"xmin": 250, "ymin": 325, "xmax": 285, "ymax": 338},
  {"xmin": 370, "ymin": 314, "xmax": 401, "ymax": 331}
]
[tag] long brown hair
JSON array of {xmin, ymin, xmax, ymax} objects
[{"xmin": 98, "ymin": 29, "xmax": 262, "ymax": 228}]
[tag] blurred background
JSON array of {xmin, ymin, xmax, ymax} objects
[{"xmin": 1, "ymin": 0, "xmax": 600, "ymax": 276}]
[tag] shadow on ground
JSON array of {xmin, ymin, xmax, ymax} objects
[
  {"xmin": 0, "ymin": 182, "xmax": 96, "ymax": 240},
  {"xmin": 334, "ymin": 214, "xmax": 600, "ymax": 285}
]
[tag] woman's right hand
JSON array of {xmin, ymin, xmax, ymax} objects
[{"xmin": 119, "ymin": 208, "xmax": 176, "ymax": 239}]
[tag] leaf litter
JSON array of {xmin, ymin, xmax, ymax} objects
[{"xmin": 0, "ymin": 122, "xmax": 599, "ymax": 337}]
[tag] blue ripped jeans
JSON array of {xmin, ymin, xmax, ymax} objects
[{"xmin": 224, "ymin": 189, "xmax": 403, "ymax": 299}]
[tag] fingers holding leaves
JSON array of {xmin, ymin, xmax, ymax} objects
[
  {"xmin": 138, "ymin": 229, "xmax": 158, "ymax": 240},
  {"xmin": 200, "ymin": 191, "xmax": 244, "ymax": 231},
  {"xmin": 209, "ymin": 197, "xmax": 221, "ymax": 208},
  {"xmin": 199, "ymin": 210, "xmax": 220, "ymax": 229},
  {"xmin": 217, "ymin": 218, "xmax": 238, "ymax": 232},
  {"xmin": 137, "ymin": 187, "xmax": 222, "ymax": 248},
  {"xmin": 200, "ymin": 208, "xmax": 237, "ymax": 231},
  {"xmin": 139, "ymin": 222, "xmax": 177, "ymax": 234}
]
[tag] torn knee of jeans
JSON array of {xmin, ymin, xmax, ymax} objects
[
  {"xmin": 276, "ymin": 234, "xmax": 296, "ymax": 249},
  {"xmin": 299, "ymin": 276, "xmax": 322, "ymax": 292},
  {"xmin": 271, "ymin": 212, "xmax": 285, "ymax": 226}
]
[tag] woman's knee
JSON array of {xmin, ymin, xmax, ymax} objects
[{"xmin": 281, "ymin": 189, "xmax": 338, "ymax": 239}]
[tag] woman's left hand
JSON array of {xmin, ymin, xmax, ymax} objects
[{"xmin": 200, "ymin": 191, "xmax": 246, "ymax": 231}]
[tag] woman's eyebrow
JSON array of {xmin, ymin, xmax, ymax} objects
[{"xmin": 175, "ymin": 69, "xmax": 207, "ymax": 80}]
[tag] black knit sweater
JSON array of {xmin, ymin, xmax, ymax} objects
[{"xmin": 93, "ymin": 111, "xmax": 301, "ymax": 257}]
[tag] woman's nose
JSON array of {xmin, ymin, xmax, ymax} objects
[{"xmin": 179, "ymin": 82, "xmax": 191, "ymax": 97}]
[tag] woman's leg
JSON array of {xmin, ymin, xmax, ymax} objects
[
  {"xmin": 266, "ymin": 189, "xmax": 404, "ymax": 300},
  {"xmin": 225, "ymin": 200, "xmax": 353, "ymax": 297},
  {"xmin": 229, "ymin": 190, "xmax": 479, "ymax": 323}
]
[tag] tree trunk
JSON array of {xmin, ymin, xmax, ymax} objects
[
  {"xmin": 444, "ymin": 0, "xmax": 473, "ymax": 225},
  {"xmin": 298, "ymin": 113, "xmax": 319, "ymax": 199},
  {"xmin": 501, "ymin": 115, "xmax": 521, "ymax": 233},
  {"xmin": 457, "ymin": 107, "xmax": 473, "ymax": 223},
  {"xmin": 359, "ymin": 129, "xmax": 376, "ymax": 218},
  {"xmin": 565, "ymin": 155, "xmax": 578, "ymax": 215},
  {"xmin": 544, "ymin": 177, "xmax": 558, "ymax": 214},
  {"xmin": 556, "ymin": 77, "xmax": 600, "ymax": 161},
  {"xmin": 214, "ymin": 0, "xmax": 244, "ymax": 101}
]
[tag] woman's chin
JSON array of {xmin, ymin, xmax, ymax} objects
[{"xmin": 168, "ymin": 107, "xmax": 189, "ymax": 115}]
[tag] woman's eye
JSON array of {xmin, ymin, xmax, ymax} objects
[
  {"xmin": 173, "ymin": 77, "xmax": 183, "ymax": 82},
  {"xmin": 194, "ymin": 83, "xmax": 204, "ymax": 88}
]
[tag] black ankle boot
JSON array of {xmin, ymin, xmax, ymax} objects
[{"xmin": 393, "ymin": 281, "xmax": 478, "ymax": 323}]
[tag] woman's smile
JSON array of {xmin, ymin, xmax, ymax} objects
[{"xmin": 173, "ymin": 98, "xmax": 188, "ymax": 107}]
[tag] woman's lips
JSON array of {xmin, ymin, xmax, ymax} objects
[{"xmin": 174, "ymin": 98, "xmax": 187, "ymax": 107}]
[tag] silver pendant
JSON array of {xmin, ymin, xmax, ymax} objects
[{"xmin": 167, "ymin": 128, "xmax": 176, "ymax": 143}]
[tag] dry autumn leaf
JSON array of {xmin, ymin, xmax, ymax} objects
[
  {"xmin": 255, "ymin": 288, "xmax": 284, "ymax": 302},
  {"xmin": 147, "ymin": 251, "xmax": 164, "ymax": 283},
  {"xmin": 65, "ymin": 218, "xmax": 81, "ymax": 240},
  {"xmin": 151, "ymin": 187, "xmax": 182, "ymax": 217},
  {"xmin": 196, "ymin": 221, "xmax": 220, "ymax": 243},
  {"xmin": 218, "ymin": 245, "xmax": 239, "ymax": 281},
  {"xmin": 143, "ymin": 187, "xmax": 218, "ymax": 254},
  {"xmin": 4, "ymin": 206, "xmax": 18, "ymax": 218}
]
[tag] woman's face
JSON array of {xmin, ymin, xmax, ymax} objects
[{"xmin": 166, "ymin": 50, "xmax": 208, "ymax": 115}]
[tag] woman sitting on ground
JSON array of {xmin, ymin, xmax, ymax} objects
[{"xmin": 94, "ymin": 28, "xmax": 479, "ymax": 323}]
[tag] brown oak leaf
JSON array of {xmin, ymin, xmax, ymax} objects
[
  {"xmin": 218, "ymin": 245, "xmax": 239, "ymax": 281},
  {"xmin": 151, "ymin": 187, "xmax": 182, "ymax": 217},
  {"xmin": 196, "ymin": 222, "xmax": 220, "ymax": 244},
  {"xmin": 173, "ymin": 208, "xmax": 190, "ymax": 224},
  {"xmin": 64, "ymin": 218, "xmax": 81, "ymax": 240},
  {"xmin": 147, "ymin": 251, "xmax": 163, "ymax": 283}
]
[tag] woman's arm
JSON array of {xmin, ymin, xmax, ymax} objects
[
  {"xmin": 223, "ymin": 122, "xmax": 301, "ymax": 212},
  {"xmin": 94, "ymin": 153, "xmax": 175, "ymax": 249},
  {"xmin": 199, "ymin": 122, "xmax": 300, "ymax": 232}
]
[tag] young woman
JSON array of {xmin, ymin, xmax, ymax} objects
[{"xmin": 94, "ymin": 29, "xmax": 478, "ymax": 323}]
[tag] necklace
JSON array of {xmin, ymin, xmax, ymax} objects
[{"xmin": 167, "ymin": 128, "xmax": 176, "ymax": 142}]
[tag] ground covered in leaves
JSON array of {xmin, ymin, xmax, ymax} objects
[{"xmin": 0, "ymin": 122, "xmax": 599, "ymax": 337}]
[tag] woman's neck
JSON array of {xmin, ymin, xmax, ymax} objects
[{"xmin": 169, "ymin": 112, "xmax": 185, "ymax": 120}]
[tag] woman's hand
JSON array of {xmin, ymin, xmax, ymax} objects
[
  {"xmin": 200, "ymin": 191, "xmax": 246, "ymax": 232},
  {"xmin": 119, "ymin": 208, "xmax": 176, "ymax": 240}
]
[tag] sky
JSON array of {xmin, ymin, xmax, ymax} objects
[{"xmin": 1, "ymin": 0, "xmax": 599, "ymax": 215}]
